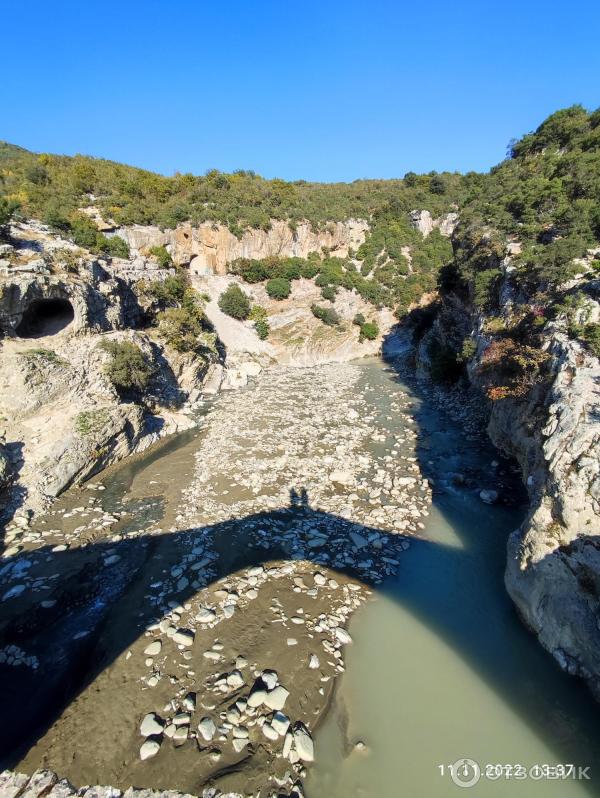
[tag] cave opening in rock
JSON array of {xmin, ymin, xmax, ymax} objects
[{"xmin": 15, "ymin": 298, "xmax": 75, "ymax": 338}]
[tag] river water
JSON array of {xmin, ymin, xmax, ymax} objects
[
  {"xmin": 13, "ymin": 354, "xmax": 600, "ymax": 796},
  {"xmin": 306, "ymin": 358, "xmax": 600, "ymax": 797}
]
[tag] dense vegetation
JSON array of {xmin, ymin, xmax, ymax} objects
[
  {"xmin": 430, "ymin": 106, "xmax": 600, "ymax": 394},
  {"xmin": 0, "ymin": 140, "xmax": 464, "ymax": 233},
  {"xmin": 446, "ymin": 106, "xmax": 600, "ymax": 310},
  {"xmin": 136, "ymin": 272, "xmax": 213, "ymax": 353},
  {"xmin": 2, "ymin": 106, "xmax": 598, "ymax": 361}
]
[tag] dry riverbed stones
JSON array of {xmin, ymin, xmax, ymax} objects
[{"xmin": 4, "ymin": 363, "xmax": 432, "ymax": 798}]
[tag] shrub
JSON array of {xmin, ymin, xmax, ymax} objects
[
  {"xmin": 359, "ymin": 321, "xmax": 379, "ymax": 341},
  {"xmin": 321, "ymin": 285, "xmax": 337, "ymax": 301},
  {"xmin": 458, "ymin": 338, "xmax": 477, "ymax": 362},
  {"xmin": 353, "ymin": 312, "xmax": 366, "ymax": 326},
  {"xmin": 254, "ymin": 318, "xmax": 270, "ymax": 339},
  {"xmin": 311, "ymin": 303, "xmax": 340, "ymax": 326},
  {"xmin": 582, "ymin": 323, "xmax": 600, "ymax": 357},
  {"xmin": 148, "ymin": 245, "xmax": 172, "ymax": 268},
  {"xmin": 19, "ymin": 348, "xmax": 67, "ymax": 366},
  {"xmin": 100, "ymin": 340, "xmax": 154, "ymax": 393},
  {"xmin": 104, "ymin": 235, "xmax": 130, "ymax": 258},
  {"xmin": 266, "ymin": 277, "xmax": 291, "ymax": 300},
  {"xmin": 0, "ymin": 197, "xmax": 19, "ymax": 235},
  {"xmin": 229, "ymin": 258, "xmax": 271, "ymax": 283},
  {"xmin": 158, "ymin": 306, "xmax": 203, "ymax": 352},
  {"xmin": 140, "ymin": 274, "xmax": 187, "ymax": 306},
  {"xmin": 249, "ymin": 305, "xmax": 268, "ymax": 321},
  {"xmin": 478, "ymin": 338, "xmax": 549, "ymax": 399},
  {"xmin": 218, "ymin": 284, "xmax": 251, "ymax": 319}
]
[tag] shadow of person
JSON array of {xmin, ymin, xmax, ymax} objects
[
  {"xmin": 2, "ymin": 383, "xmax": 600, "ymax": 796},
  {"xmin": 0, "ymin": 486, "xmax": 410, "ymax": 768}
]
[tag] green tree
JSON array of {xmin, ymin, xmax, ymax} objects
[
  {"xmin": 158, "ymin": 306, "xmax": 203, "ymax": 352},
  {"xmin": 218, "ymin": 284, "xmax": 251, "ymax": 319}
]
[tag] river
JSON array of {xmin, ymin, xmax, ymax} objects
[{"xmin": 5, "ymin": 353, "xmax": 600, "ymax": 796}]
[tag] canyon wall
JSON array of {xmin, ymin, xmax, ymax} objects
[
  {"xmin": 420, "ymin": 260, "xmax": 600, "ymax": 694},
  {"xmin": 117, "ymin": 219, "xmax": 369, "ymax": 275}
]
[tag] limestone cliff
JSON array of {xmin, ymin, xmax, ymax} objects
[
  {"xmin": 0, "ymin": 222, "xmax": 218, "ymax": 529},
  {"xmin": 418, "ymin": 246, "xmax": 600, "ymax": 694},
  {"xmin": 117, "ymin": 218, "xmax": 369, "ymax": 275}
]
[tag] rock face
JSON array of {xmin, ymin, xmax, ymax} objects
[
  {"xmin": 118, "ymin": 218, "xmax": 369, "ymax": 275},
  {"xmin": 0, "ymin": 223, "xmax": 219, "ymax": 523},
  {"xmin": 500, "ymin": 333, "xmax": 600, "ymax": 693},
  {"xmin": 420, "ymin": 258, "xmax": 600, "ymax": 694},
  {"xmin": 194, "ymin": 274, "xmax": 395, "ymax": 372},
  {"xmin": 409, "ymin": 210, "xmax": 458, "ymax": 238}
]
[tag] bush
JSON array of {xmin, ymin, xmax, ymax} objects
[
  {"xmin": 582, "ymin": 323, "xmax": 600, "ymax": 357},
  {"xmin": 359, "ymin": 321, "xmax": 379, "ymax": 341},
  {"xmin": 158, "ymin": 306, "xmax": 203, "ymax": 352},
  {"xmin": 353, "ymin": 312, "xmax": 366, "ymax": 326},
  {"xmin": 230, "ymin": 258, "xmax": 271, "ymax": 283},
  {"xmin": 478, "ymin": 338, "xmax": 550, "ymax": 399},
  {"xmin": 321, "ymin": 285, "xmax": 337, "ymax": 301},
  {"xmin": 100, "ymin": 340, "xmax": 154, "ymax": 393},
  {"xmin": 140, "ymin": 274, "xmax": 187, "ymax": 306},
  {"xmin": 266, "ymin": 277, "xmax": 291, "ymax": 299},
  {"xmin": 148, "ymin": 245, "xmax": 172, "ymax": 268},
  {"xmin": 249, "ymin": 305, "xmax": 268, "ymax": 321},
  {"xmin": 254, "ymin": 318, "xmax": 270, "ymax": 339},
  {"xmin": 311, "ymin": 304, "xmax": 340, "ymax": 326},
  {"xmin": 218, "ymin": 284, "xmax": 251, "ymax": 319},
  {"xmin": 0, "ymin": 197, "xmax": 19, "ymax": 234},
  {"xmin": 104, "ymin": 235, "xmax": 130, "ymax": 258}
]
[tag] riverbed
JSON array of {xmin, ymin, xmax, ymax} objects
[{"xmin": 2, "ymin": 355, "xmax": 600, "ymax": 796}]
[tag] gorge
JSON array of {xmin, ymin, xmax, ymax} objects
[{"xmin": 0, "ymin": 105, "xmax": 599, "ymax": 798}]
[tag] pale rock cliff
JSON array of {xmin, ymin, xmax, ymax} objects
[
  {"xmin": 409, "ymin": 209, "xmax": 459, "ymax": 238},
  {"xmin": 117, "ymin": 219, "xmax": 369, "ymax": 274},
  {"xmin": 419, "ymin": 257, "xmax": 600, "ymax": 694},
  {"xmin": 502, "ymin": 331, "xmax": 600, "ymax": 693},
  {"xmin": 193, "ymin": 274, "xmax": 394, "ymax": 374},
  {"xmin": 0, "ymin": 223, "xmax": 217, "ymax": 525}
]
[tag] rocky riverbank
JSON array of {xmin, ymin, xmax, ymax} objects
[{"xmin": 416, "ymin": 262, "xmax": 600, "ymax": 695}]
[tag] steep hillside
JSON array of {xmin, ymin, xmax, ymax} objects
[
  {"xmin": 415, "ymin": 105, "xmax": 600, "ymax": 694},
  {"xmin": 2, "ymin": 106, "xmax": 600, "ymax": 697}
]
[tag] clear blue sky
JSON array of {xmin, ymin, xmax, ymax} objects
[{"xmin": 2, "ymin": 0, "xmax": 599, "ymax": 182}]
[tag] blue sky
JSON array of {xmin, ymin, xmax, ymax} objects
[{"xmin": 2, "ymin": 0, "xmax": 599, "ymax": 182}]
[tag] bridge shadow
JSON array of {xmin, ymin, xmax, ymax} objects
[{"xmin": 1, "ymin": 338, "xmax": 600, "ymax": 792}]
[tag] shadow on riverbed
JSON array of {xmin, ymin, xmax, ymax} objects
[{"xmin": 1, "ymin": 335, "xmax": 600, "ymax": 792}]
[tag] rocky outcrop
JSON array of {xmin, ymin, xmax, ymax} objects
[
  {"xmin": 419, "ymin": 259, "xmax": 600, "ymax": 694},
  {"xmin": 117, "ymin": 219, "xmax": 369, "ymax": 274},
  {"xmin": 409, "ymin": 209, "xmax": 458, "ymax": 238},
  {"xmin": 0, "ymin": 226, "xmax": 219, "ymax": 526},
  {"xmin": 501, "ymin": 333, "xmax": 600, "ymax": 693},
  {"xmin": 193, "ymin": 274, "xmax": 394, "ymax": 375}
]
